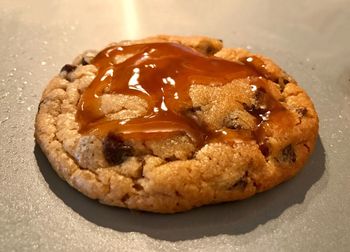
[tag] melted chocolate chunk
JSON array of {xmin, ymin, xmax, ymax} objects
[
  {"xmin": 103, "ymin": 134, "xmax": 133, "ymax": 165},
  {"xmin": 281, "ymin": 144, "xmax": 296, "ymax": 163},
  {"xmin": 245, "ymin": 105, "xmax": 268, "ymax": 125}
]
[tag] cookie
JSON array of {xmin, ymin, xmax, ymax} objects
[{"xmin": 35, "ymin": 35, "xmax": 319, "ymax": 213}]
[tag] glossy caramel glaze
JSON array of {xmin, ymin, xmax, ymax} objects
[{"xmin": 76, "ymin": 42, "xmax": 293, "ymax": 148}]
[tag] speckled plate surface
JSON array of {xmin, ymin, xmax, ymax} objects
[{"xmin": 1, "ymin": 0, "xmax": 349, "ymax": 251}]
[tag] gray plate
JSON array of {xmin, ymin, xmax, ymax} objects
[{"xmin": 1, "ymin": 0, "xmax": 349, "ymax": 251}]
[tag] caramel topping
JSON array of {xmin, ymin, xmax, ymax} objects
[{"xmin": 76, "ymin": 42, "xmax": 293, "ymax": 148}]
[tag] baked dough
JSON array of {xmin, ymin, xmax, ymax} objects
[{"xmin": 35, "ymin": 35, "xmax": 318, "ymax": 213}]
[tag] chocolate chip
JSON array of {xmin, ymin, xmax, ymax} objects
[
  {"xmin": 72, "ymin": 50, "xmax": 97, "ymax": 66},
  {"xmin": 280, "ymin": 77, "xmax": 289, "ymax": 85},
  {"xmin": 190, "ymin": 106, "xmax": 202, "ymax": 112},
  {"xmin": 296, "ymin": 107, "xmax": 308, "ymax": 117},
  {"xmin": 205, "ymin": 45, "xmax": 216, "ymax": 55},
  {"xmin": 255, "ymin": 88, "xmax": 266, "ymax": 103},
  {"xmin": 242, "ymin": 103, "xmax": 251, "ymax": 111},
  {"xmin": 59, "ymin": 64, "xmax": 77, "ymax": 82},
  {"xmin": 244, "ymin": 88, "xmax": 271, "ymax": 124},
  {"xmin": 198, "ymin": 41, "xmax": 218, "ymax": 55},
  {"xmin": 60, "ymin": 64, "xmax": 76, "ymax": 74},
  {"xmin": 81, "ymin": 57, "xmax": 89, "ymax": 66},
  {"xmin": 121, "ymin": 194, "xmax": 130, "ymax": 203},
  {"xmin": 245, "ymin": 105, "xmax": 268, "ymax": 123},
  {"xmin": 245, "ymin": 106, "xmax": 263, "ymax": 121},
  {"xmin": 276, "ymin": 77, "xmax": 290, "ymax": 91},
  {"xmin": 253, "ymin": 88, "xmax": 268, "ymax": 112},
  {"xmin": 281, "ymin": 144, "xmax": 296, "ymax": 163},
  {"xmin": 165, "ymin": 156, "xmax": 178, "ymax": 162},
  {"xmin": 259, "ymin": 142, "xmax": 269, "ymax": 157},
  {"xmin": 81, "ymin": 51, "xmax": 97, "ymax": 65},
  {"xmin": 133, "ymin": 183, "xmax": 143, "ymax": 191},
  {"xmin": 230, "ymin": 172, "xmax": 248, "ymax": 190},
  {"xmin": 103, "ymin": 134, "xmax": 133, "ymax": 165},
  {"xmin": 233, "ymin": 178, "xmax": 248, "ymax": 190}
]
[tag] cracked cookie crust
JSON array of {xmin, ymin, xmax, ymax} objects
[{"xmin": 35, "ymin": 35, "xmax": 319, "ymax": 213}]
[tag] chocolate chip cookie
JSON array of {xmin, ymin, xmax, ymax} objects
[{"xmin": 35, "ymin": 35, "xmax": 319, "ymax": 213}]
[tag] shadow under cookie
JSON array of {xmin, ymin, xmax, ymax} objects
[{"xmin": 34, "ymin": 137, "xmax": 326, "ymax": 241}]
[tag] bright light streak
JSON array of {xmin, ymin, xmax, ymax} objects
[{"xmin": 121, "ymin": 0, "xmax": 139, "ymax": 38}]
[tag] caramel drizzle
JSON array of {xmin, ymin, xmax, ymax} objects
[{"xmin": 76, "ymin": 42, "xmax": 292, "ymax": 147}]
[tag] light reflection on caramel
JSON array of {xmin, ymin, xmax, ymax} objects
[{"xmin": 76, "ymin": 42, "xmax": 292, "ymax": 148}]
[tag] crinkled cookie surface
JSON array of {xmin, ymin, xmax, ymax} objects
[{"xmin": 35, "ymin": 35, "xmax": 318, "ymax": 213}]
